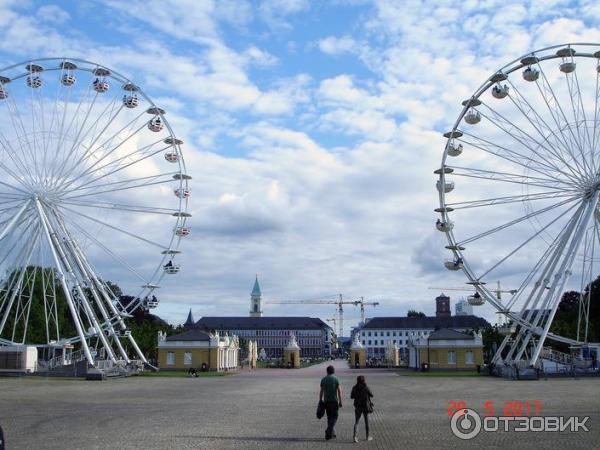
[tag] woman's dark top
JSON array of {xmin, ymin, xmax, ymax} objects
[{"xmin": 350, "ymin": 383, "xmax": 373, "ymax": 408}]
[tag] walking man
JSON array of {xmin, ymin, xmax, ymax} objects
[{"xmin": 319, "ymin": 365, "xmax": 342, "ymax": 440}]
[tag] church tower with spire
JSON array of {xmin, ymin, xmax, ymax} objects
[
  {"xmin": 184, "ymin": 308, "xmax": 195, "ymax": 329},
  {"xmin": 249, "ymin": 275, "xmax": 263, "ymax": 317}
]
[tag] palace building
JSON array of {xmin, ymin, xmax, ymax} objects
[{"xmin": 188, "ymin": 277, "xmax": 333, "ymax": 358}]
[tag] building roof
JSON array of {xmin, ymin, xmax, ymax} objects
[
  {"xmin": 361, "ymin": 315, "xmax": 488, "ymax": 330},
  {"xmin": 251, "ymin": 276, "xmax": 261, "ymax": 296},
  {"xmin": 166, "ymin": 329, "xmax": 211, "ymax": 341},
  {"xmin": 194, "ymin": 316, "xmax": 331, "ymax": 331},
  {"xmin": 427, "ymin": 328, "xmax": 474, "ymax": 340},
  {"xmin": 184, "ymin": 308, "xmax": 195, "ymax": 327}
]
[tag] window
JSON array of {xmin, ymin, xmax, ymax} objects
[
  {"xmin": 393, "ymin": 340, "xmax": 396, "ymax": 344},
  {"xmin": 448, "ymin": 351, "xmax": 456, "ymax": 364},
  {"xmin": 166, "ymin": 352, "xmax": 175, "ymax": 365},
  {"xmin": 466, "ymin": 351, "xmax": 474, "ymax": 364},
  {"xmin": 368, "ymin": 340, "xmax": 372, "ymax": 346},
  {"xmin": 184, "ymin": 352, "xmax": 192, "ymax": 365},
  {"xmin": 362, "ymin": 340, "xmax": 365, "ymax": 345},
  {"xmin": 387, "ymin": 332, "xmax": 390, "ymax": 337},
  {"xmin": 393, "ymin": 332, "xmax": 396, "ymax": 337},
  {"xmin": 368, "ymin": 332, "xmax": 371, "ymax": 337}
]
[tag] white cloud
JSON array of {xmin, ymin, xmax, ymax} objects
[{"xmin": 319, "ymin": 36, "xmax": 358, "ymax": 55}]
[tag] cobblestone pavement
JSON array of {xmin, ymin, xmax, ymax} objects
[{"xmin": 1, "ymin": 359, "xmax": 599, "ymax": 449}]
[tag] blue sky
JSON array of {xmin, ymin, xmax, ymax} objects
[{"xmin": 0, "ymin": 0, "xmax": 599, "ymax": 333}]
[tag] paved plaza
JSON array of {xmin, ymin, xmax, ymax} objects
[{"xmin": 1, "ymin": 360, "xmax": 599, "ymax": 449}]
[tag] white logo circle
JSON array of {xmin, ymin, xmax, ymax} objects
[{"xmin": 450, "ymin": 408, "xmax": 482, "ymax": 440}]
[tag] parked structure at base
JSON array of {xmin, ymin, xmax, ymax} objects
[
  {"xmin": 156, "ymin": 329, "xmax": 239, "ymax": 371},
  {"xmin": 408, "ymin": 328, "xmax": 484, "ymax": 370}
]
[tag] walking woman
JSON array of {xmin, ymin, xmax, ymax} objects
[{"xmin": 350, "ymin": 375, "xmax": 373, "ymax": 442}]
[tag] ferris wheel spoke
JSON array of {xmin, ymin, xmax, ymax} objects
[
  {"xmin": 55, "ymin": 121, "xmax": 150, "ymax": 194},
  {"xmin": 448, "ymin": 166, "xmax": 572, "ymax": 190},
  {"xmin": 61, "ymin": 216, "xmax": 150, "ymax": 284},
  {"xmin": 52, "ymin": 98, "xmax": 124, "ymax": 188},
  {"xmin": 0, "ymin": 137, "xmax": 43, "ymax": 193},
  {"xmin": 0, "ymin": 131, "xmax": 27, "ymax": 173},
  {"xmin": 447, "ymin": 189, "xmax": 579, "ymax": 210},
  {"xmin": 477, "ymin": 103, "xmax": 586, "ymax": 181},
  {"xmin": 28, "ymin": 85, "xmax": 42, "ymax": 184},
  {"xmin": 449, "ymin": 169, "xmax": 567, "ymax": 190},
  {"xmin": 76, "ymin": 139, "xmax": 168, "ymax": 185},
  {"xmin": 49, "ymin": 91, "xmax": 100, "ymax": 187},
  {"xmin": 592, "ymin": 69, "xmax": 600, "ymax": 173},
  {"xmin": 534, "ymin": 64, "xmax": 590, "ymax": 174},
  {"xmin": 475, "ymin": 199, "xmax": 582, "ymax": 281},
  {"xmin": 62, "ymin": 142, "xmax": 170, "ymax": 195},
  {"xmin": 33, "ymin": 84, "xmax": 53, "ymax": 186},
  {"xmin": 60, "ymin": 199, "xmax": 178, "ymax": 215},
  {"xmin": 2, "ymin": 99, "xmax": 39, "ymax": 184},
  {"xmin": 49, "ymin": 80, "xmax": 95, "ymax": 187},
  {"xmin": 62, "ymin": 172, "xmax": 177, "ymax": 198},
  {"xmin": 47, "ymin": 78, "xmax": 78, "ymax": 189},
  {"xmin": 59, "ymin": 204, "xmax": 169, "ymax": 250},
  {"xmin": 6, "ymin": 88, "xmax": 38, "ymax": 181},
  {"xmin": 567, "ymin": 68, "xmax": 593, "ymax": 162},
  {"xmin": 457, "ymin": 132, "xmax": 577, "ymax": 185},
  {"xmin": 455, "ymin": 195, "xmax": 580, "ymax": 246},
  {"xmin": 77, "ymin": 107, "xmax": 147, "ymax": 164},
  {"xmin": 503, "ymin": 79, "xmax": 588, "ymax": 176}
]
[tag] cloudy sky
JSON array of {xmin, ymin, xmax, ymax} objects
[{"xmin": 0, "ymin": 0, "xmax": 598, "ymax": 334}]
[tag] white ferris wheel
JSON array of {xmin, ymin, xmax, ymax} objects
[
  {"xmin": 436, "ymin": 43, "xmax": 600, "ymax": 370},
  {"xmin": 0, "ymin": 58, "xmax": 191, "ymax": 369}
]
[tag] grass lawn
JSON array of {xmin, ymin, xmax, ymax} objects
[
  {"xmin": 397, "ymin": 370, "xmax": 483, "ymax": 377},
  {"xmin": 140, "ymin": 370, "xmax": 229, "ymax": 378}
]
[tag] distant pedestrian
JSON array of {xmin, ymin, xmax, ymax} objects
[
  {"xmin": 350, "ymin": 375, "xmax": 374, "ymax": 442},
  {"xmin": 319, "ymin": 365, "xmax": 342, "ymax": 440}
]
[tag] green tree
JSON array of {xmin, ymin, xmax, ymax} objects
[{"xmin": 407, "ymin": 310, "xmax": 426, "ymax": 317}]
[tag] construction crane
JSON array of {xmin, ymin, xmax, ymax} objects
[
  {"xmin": 354, "ymin": 297, "xmax": 379, "ymax": 325},
  {"xmin": 268, "ymin": 294, "xmax": 359, "ymax": 338}
]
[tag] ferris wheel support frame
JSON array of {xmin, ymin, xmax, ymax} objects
[
  {"xmin": 67, "ymin": 235, "xmax": 148, "ymax": 363},
  {"xmin": 53, "ymin": 212, "xmax": 130, "ymax": 363},
  {"xmin": 35, "ymin": 197, "xmax": 96, "ymax": 366},
  {"xmin": 42, "ymin": 200, "xmax": 121, "ymax": 364}
]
